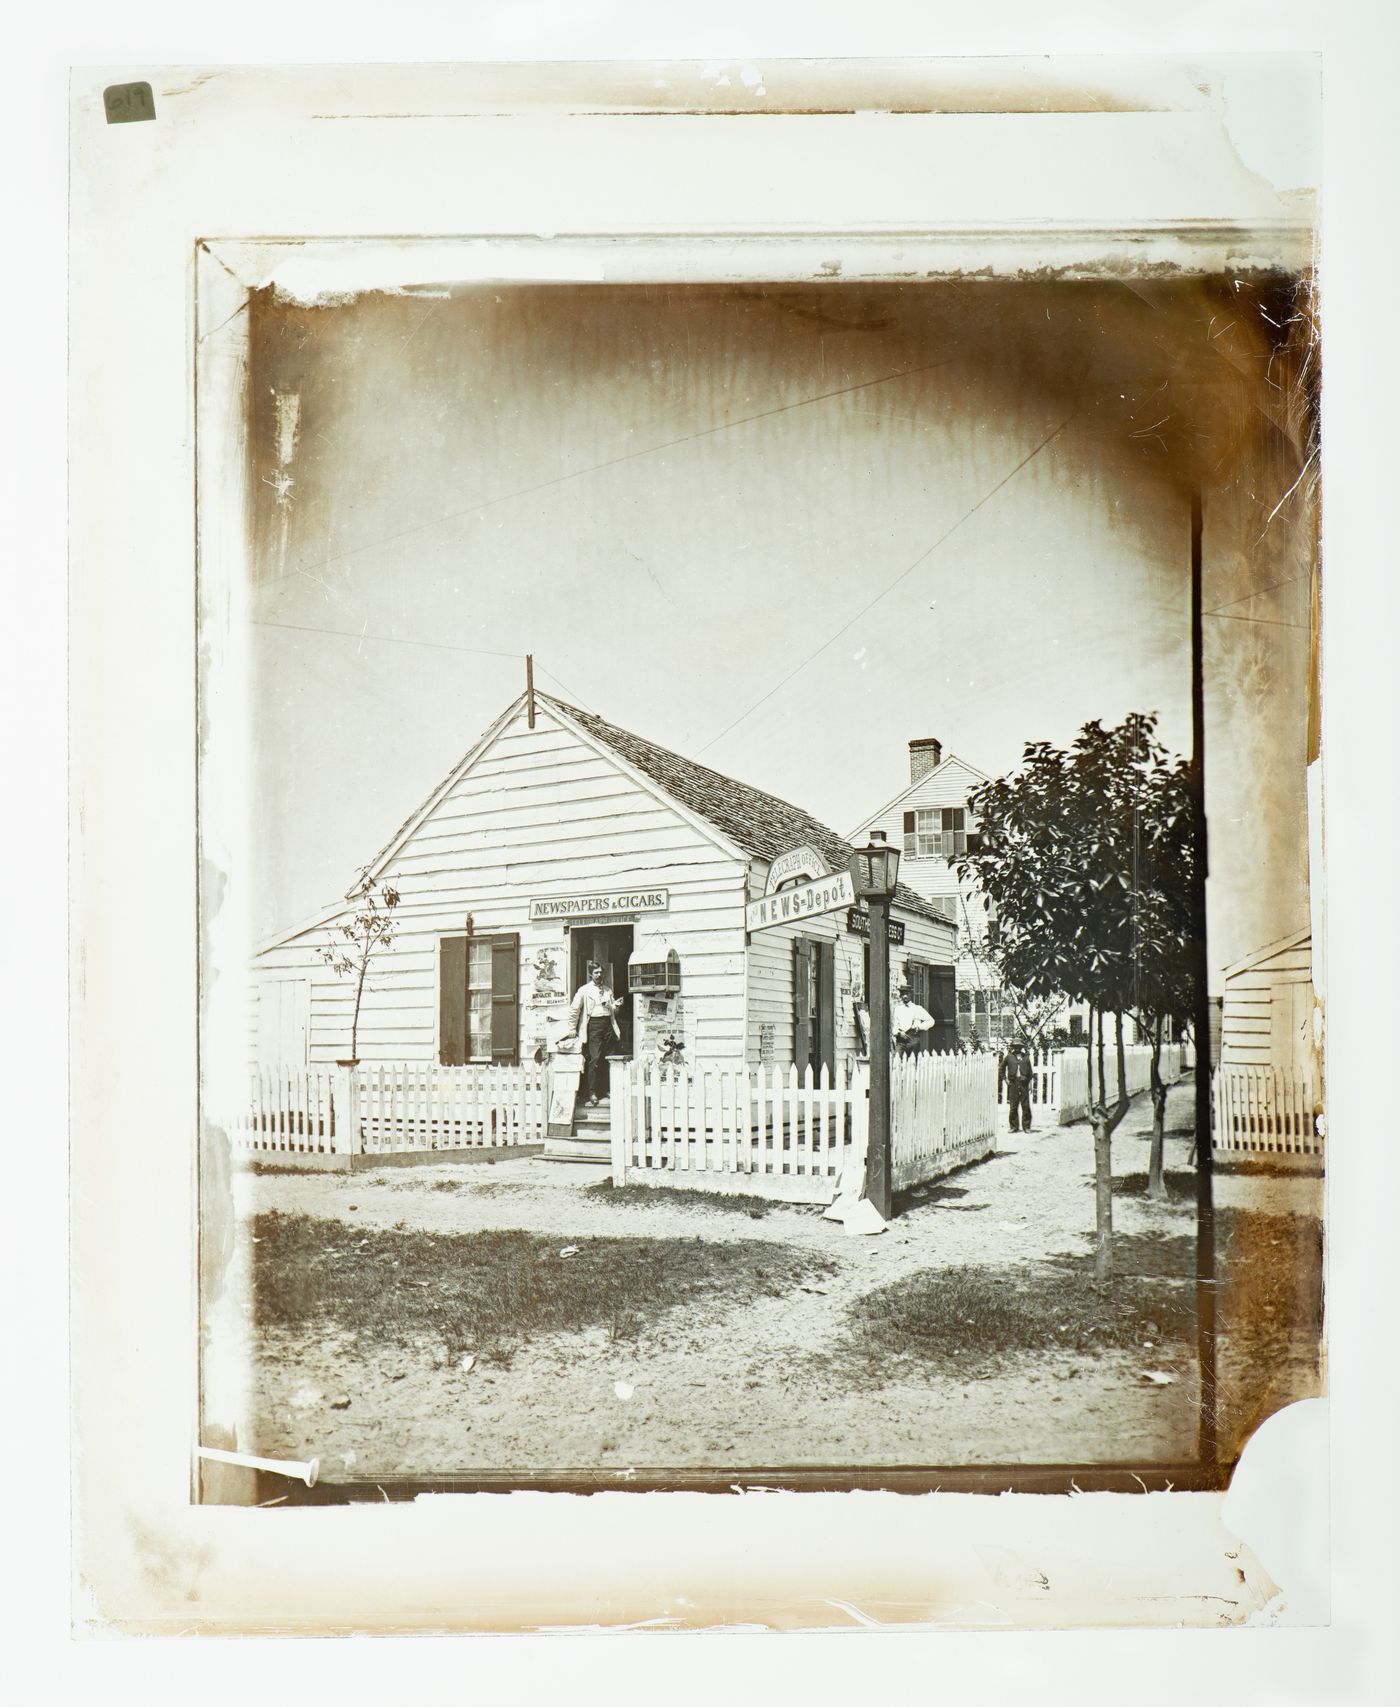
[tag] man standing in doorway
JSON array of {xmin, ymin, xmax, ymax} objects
[
  {"xmin": 570, "ymin": 962, "xmax": 623, "ymax": 1106},
  {"xmin": 1000, "ymin": 1038, "xmax": 1035, "ymax": 1133},
  {"xmin": 892, "ymin": 979, "xmax": 936, "ymax": 1056}
]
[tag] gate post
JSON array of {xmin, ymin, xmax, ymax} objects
[
  {"xmin": 331, "ymin": 1064, "xmax": 362, "ymax": 1157},
  {"xmin": 609, "ymin": 1060, "xmax": 629, "ymax": 1185}
]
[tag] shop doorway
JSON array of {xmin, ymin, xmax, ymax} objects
[
  {"xmin": 793, "ymin": 938, "xmax": 836, "ymax": 1081},
  {"xmin": 568, "ymin": 923, "xmax": 635, "ymax": 1057}
]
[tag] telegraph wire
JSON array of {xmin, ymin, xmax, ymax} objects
[
  {"xmin": 270, "ymin": 354, "xmax": 959, "ymax": 583},
  {"xmin": 691, "ymin": 410, "xmax": 1076, "ymax": 761}
]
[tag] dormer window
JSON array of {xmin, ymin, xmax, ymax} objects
[{"xmin": 902, "ymin": 807, "xmax": 967, "ymax": 860}]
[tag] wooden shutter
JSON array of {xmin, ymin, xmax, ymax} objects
[
  {"xmin": 793, "ymin": 939, "xmax": 812, "ymax": 1071},
  {"xmin": 817, "ymin": 940, "xmax": 836, "ymax": 1081},
  {"xmin": 440, "ymin": 936, "xmax": 468, "ymax": 1065},
  {"xmin": 490, "ymin": 933, "xmax": 520, "ymax": 1064},
  {"xmin": 902, "ymin": 809, "xmax": 916, "ymax": 859}
]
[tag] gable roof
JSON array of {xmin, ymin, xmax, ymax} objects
[
  {"xmin": 848, "ymin": 751, "xmax": 991, "ymax": 840},
  {"xmin": 1222, "ymin": 927, "xmax": 1311, "ymax": 981},
  {"xmin": 538, "ymin": 694, "xmax": 947, "ymax": 925}
]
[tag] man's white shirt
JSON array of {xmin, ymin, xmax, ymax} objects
[{"xmin": 571, "ymin": 982, "xmax": 621, "ymax": 1028}]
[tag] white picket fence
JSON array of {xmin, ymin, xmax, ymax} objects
[
  {"xmin": 610, "ymin": 1061, "xmax": 863, "ymax": 1203},
  {"xmin": 355, "ymin": 1062, "xmax": 549, "ymax": 1152},
  {"xmin": 1212, "ymin": 1064, "xmax": 1322, "ymax": 1157},
  {"xmin": 611, "ymin": 1054, "xmax": 1002, "ymax": 1203},
  {"xmin": 999, "ymin": 1043, "xmax": 1189, "ymax": 1124},
  {"xmin": 221, "ymin": 1061, "xmax": 550, "ymax": 1158},
  {"xmin": 223, "ymin": 1064, "xmax": 344, "ymax": 1155},
  {"xmin": 890, "ymin": 1053, "xmax": 1000, "ymax": 1191}
]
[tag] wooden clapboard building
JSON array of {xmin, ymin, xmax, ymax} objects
[
  {"xmin": 1218, "ymin": 928, "xmax": 1317, "ymax": 1074},
  {"xmin": 251, "ymin": 692, "xmax": 956, "ymax": 1076}
]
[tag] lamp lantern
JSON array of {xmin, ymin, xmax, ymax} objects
[
  {"xmin": 851, "ymin": 830, "xmax": 901, "ymax": 901},
  {"xmin": 851, "ymin": 831, "xmax": 900, "ymax": 1222}
]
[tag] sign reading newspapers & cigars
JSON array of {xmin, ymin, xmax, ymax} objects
[{"xmin": 529, "ymin": 889, "xmax": 669, "ymax": 922}]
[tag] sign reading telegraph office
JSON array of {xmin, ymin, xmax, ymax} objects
[{"xmin": 529, "ymin": 889, "xmax": 670, "ymax": 922}]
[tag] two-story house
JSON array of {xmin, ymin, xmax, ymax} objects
[{"xmin": 848, "ymin": 738, "xmax": 1014, "ymax": 1046}]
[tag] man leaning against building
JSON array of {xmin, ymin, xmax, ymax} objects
[{"xmin": 570, "ymin": 962, "xmax": 624, "ymax": 1106}]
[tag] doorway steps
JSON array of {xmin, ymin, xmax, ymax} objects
[{"xmin": 541, "ymin": 1100, "xmax": 613, "ymax": 1165}]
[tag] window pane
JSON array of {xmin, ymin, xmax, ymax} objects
[{"xmin": 468, "ymin": 942, "xmax": 493, "ymax": 987}]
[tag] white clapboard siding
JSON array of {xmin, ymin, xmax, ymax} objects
[
  {"xmin": 1219, "ymin": 930, "xmax": 1315, "ymax": 1071},
  {"xmin": 252, "ymin": 703, "xmax": 750, "ymax": 1066},
  {"xmin": 1212, "ymin": 1064, "xmax": 1322, "ymax": 1156},
  {"xmin": 610, "ymin": 1059, "xmax": 867, "ymax": 1204}
]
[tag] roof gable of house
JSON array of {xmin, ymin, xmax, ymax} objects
[
  {"xmin": 291, "ymin": 690, "xmax": 947, "ymax": 934},
  {"xmin": 1223, "ymin": 928, "xmax": 1312, "ymax": 982},
  {"xmin": 850, "ymin": 753, "xmax": 991, "ymax": 840}
]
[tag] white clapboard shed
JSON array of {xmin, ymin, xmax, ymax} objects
[
  {"xmin": 1218, "ymin": 928, "xmax": 1317, "ymax": 1072},
  {"xmin": 251, "ymin": 692, "xmax": 957, "ymax": 1077}
]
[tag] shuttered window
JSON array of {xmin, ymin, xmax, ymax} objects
[
  {"xmin": 439, "ymin": 933, "xmax": 519, "ymax": 1065},
  {"xmin": 905, "ymin": 808, "xmax": 967, "ymax": 860}
]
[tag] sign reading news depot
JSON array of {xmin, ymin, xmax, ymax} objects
[
  {"xmin": 746, "ymin": 869, "xmax": 856, "ymax": 934},
  {"xmin": 529, "ymin": 889, "xmax": 670, "ymax": 922}
]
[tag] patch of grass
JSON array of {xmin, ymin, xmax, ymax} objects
[
  {"xmin": 246, "ymin": 1159, "xmax": 340, "ymax": 1177},
  {"xmin": 251, "ymin": 1210, "xmax": 833, "ymax": 1366},
  {"xmin": 584, "ymin": 1178, "xmax": 781, "ymax": 1219},
  {"xmin": 1214, "ymin": 1208, "xmax": 1324, "ymax": 1458},
  {"xmin": 832, "ymin": 1206, "xmax": 1323, "ymax": 1414},
  {"xmin": 837, "ymin": 1239, "xmax": 1197, "ymax": 1381},
  {"xmin": 1213, "ymin": 1156, "xmax": 1325, "ymax": 1180},
  {"xmin": 1114, "ymin": 1171, "xmax": 1199, "ymax": 1202}
]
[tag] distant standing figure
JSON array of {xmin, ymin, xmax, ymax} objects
[
  {"xmin": 1001, "ymin": 1040, "xmax": 1034, "ymax": 1133},
  {"xmin": 570, "ymin": 962, "xmax": 623, "ymax": 1105}
]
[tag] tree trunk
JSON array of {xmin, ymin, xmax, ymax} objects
[
  {"xmin": 1146, "ymin": 1015, "xmax": 1168, "ymax": 1200},
  {"xmin": 1092, "ymin": 1012, "xmax": 1133, "ymax": 1284},
  {"xmin": 350, "ymin": 947, "xmax": 369, "ymax": 1062},
  {"xmin": 1095, "ymin": 1007, "xmax": 1107, "ymax": 1108},
  {"xmin": 1091, "ymin": 1107, "xmax": 1114, "ymax": 1283}
]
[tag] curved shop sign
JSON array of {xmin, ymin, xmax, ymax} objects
[
  {"xmin": 763, "ymin": 843, "xmax": 830, "ymax": 896},
  {"xmin": 530, "ymin": 889, "xmax": 670, "ymax": 921},
  {"xmin": 746, "ymin": 869, "xmax": 855, "ymax": 933}
]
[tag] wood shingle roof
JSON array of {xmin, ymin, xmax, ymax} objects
[{"xmin": 541, "ymin": 694, "xmax": 946, "ymax": 925}]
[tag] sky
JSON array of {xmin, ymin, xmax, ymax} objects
[{"xmin": 237, "ymin": 276, "xmax": 1313, "ymax": 971}]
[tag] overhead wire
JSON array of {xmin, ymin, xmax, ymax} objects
[{"xmin": 690, "ymin": 409, "xmax": 1078, "ymax": 761}]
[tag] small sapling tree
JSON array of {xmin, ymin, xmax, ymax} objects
[{"xmin": 320, "ymin": 873, "xmax": 401, "ymax": 1064}]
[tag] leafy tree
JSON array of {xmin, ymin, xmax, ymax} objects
[
  {"xmin": 958, "ymin": 714, "xmax": 1199, "ymax": 1278},
  {"xmin": 320, "ymin": 873, "xmax": 401, "ymax": 1063}
]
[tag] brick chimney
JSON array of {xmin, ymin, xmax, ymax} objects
[{"xmin": 909, "ymin": 737, "xmax": 943, "ymax": 784}]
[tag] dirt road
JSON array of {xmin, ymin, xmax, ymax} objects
[{"xmin": 224, "ymin": 1084, "xmax": 1319, "ymax": 1480}]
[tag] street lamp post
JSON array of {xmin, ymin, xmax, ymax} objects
[{"xmin": 851, "ymin": 830, "xmax": 902, "ymax": 1221}]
